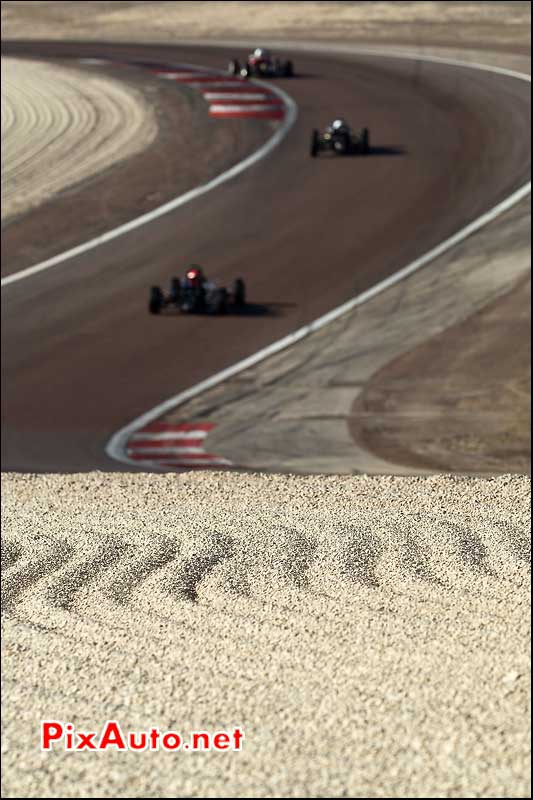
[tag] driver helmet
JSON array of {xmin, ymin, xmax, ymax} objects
[
  {"xmin": 253, "ymin": 47, "xmax": 270, "ymax": 59},
  {"xmin": 331, "ymin": 118, "xmax": 348, "ymax": 131},
  {"xmin": 186, "ymin": 265, "xmax": 204, "ymax": 284}
]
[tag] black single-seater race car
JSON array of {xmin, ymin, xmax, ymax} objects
[
  {"xmin": 311, "ymin": 119, "xmax": 370, "ymax": 157},
  {"xmin": 228, "ymin": 47, "xmax": 294, "ymax": 78},
  {"xmin": 149, "ymin": 265, "xmax": 246, "ymax": 315}
]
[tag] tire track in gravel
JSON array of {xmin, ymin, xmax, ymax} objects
[
  {"xmin": 339, "ymin": 526, "xmax": 384, "ymax": 588},
  {"xmin": 399, "ymin": 521, "xmax": 444, "ymax": 585},
  {"xmin": 164, "ymin": 532, "xmax": 235, "ymax": 603},
  {"xmin": 1, "ymin": 516, "xmax": 530, "ymax": 613},
  {"xmin": 1, "ymin": 540, "xmax": 22, "ymax": 572},
  {"xmin": 102, "ymin": 535, "xmax": 179, "ymax": 605},
  {"xmin": 1, "ymin": 535, "xmax": 74, "ymax": 612},
  {"xmin": 272, "ymin": 529, "xmax": 318, "ymax": 589},
  {"xmin": 493, "ymin": 520, "xmax": 531, "ymax": 568},
  {"xmin": 215, "ymin": 528, "xmax": 320, "ymax": 596},
  {"xmin": 440, "ymin": 519, "xmax": 495, "ymax": 575},
  {"xmin": 47, "ymin": 535, "xmax": 131, "ymax": 610}
]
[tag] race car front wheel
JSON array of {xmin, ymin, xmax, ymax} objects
[
  {"xmin": 228, "ymin": 59, "xmax": 240, "ymax": 75},
  {"xmin": 232, "ymin": 278, "xmax": 246, "ymax": 307}
]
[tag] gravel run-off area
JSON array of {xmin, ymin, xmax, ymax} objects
[{"xmin": 1, "ymin": 472, "xmax": 531, "ymax": 798}]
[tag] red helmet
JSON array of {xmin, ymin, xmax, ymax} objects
[{"xmin": 186, "ymin": 265, "xmax": 204, "ymax": 286}]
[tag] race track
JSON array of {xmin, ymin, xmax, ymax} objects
[{"xmin": 1, "ymin": 41, "xmax": 531, "ymax": 472}]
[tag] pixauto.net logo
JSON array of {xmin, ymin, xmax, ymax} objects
[{"xmin": 41, "ymin": 720, "xmax": 244, "ymax": 752}]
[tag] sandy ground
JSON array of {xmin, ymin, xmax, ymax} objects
[
  {"xmin": 1, "ymin": 56, "xmax": 157, "ymax": 221},
  {"xmin": 1, "ymin": 471, "xmax": 531, "ymax": 798},
  {"xmin": 1, "ymin": 2, "xmax": 530, "ymax": 51}
]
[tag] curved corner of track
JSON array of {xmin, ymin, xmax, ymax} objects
[{"xmin": 105, "ymin": 46, "xmax": 531, "ymax": 474}]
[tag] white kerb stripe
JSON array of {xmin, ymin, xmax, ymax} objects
[
  {"xmin": 188, "ymin": 81, "xmax": 250, "ymax": 88},
  {"xmin": 203, "ymin": 92, "xmax": 271, "ymax": 100},
  {"xmin": 128, "ymin": 446, "xmax": 206, "ymax": 455},
  {"xmin": 210, "ymin": 103, "xmax": 283, "ymax": 112},
  {"xmin": 129, "ymin": 430, "xmax": 209, "ymax": 441}
]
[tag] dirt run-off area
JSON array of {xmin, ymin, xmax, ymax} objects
[
  {"xmin": 350, "ymin": 276, "xmax": 532, "ymax": 474},
  {"xmin": 1, "ymin": 2, "xmax": 531, "ymax": 51},
  {"xmin": 1, "ymin": 56, "xmax": 157, "ymax": 221}
]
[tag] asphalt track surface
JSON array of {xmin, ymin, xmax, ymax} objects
[{"xmin": 2, "ymin": 41, "xmax": 531, "ymax": 472}]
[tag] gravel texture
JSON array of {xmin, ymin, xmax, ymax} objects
[{"xmin": 1, "ymin": 472, "xmax": 530, "ymax": 798}]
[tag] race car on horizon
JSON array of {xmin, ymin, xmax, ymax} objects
[
  {"xmin": 149, "ymin": 265, "xmax": 246, "ymax": 315},
  {"xmin": 310, "ymin": 119, "xmax": 370, "ymax": 157},
  {"xmin": 227, "ymin": 47, "xmax": 294, "ymax": 78}
]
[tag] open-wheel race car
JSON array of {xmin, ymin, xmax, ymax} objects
[
  {"xmin": 228, "ymin": 47, "xmax": 294, "ymax": 78},
  {"xmin": 310, "ymin": 119, "xmax": 370, "ymax": 157},
  {"xmin": 149, "ymin": 265, "xmax": 246, "ymax": 315}
]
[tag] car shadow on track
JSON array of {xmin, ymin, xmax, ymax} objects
[
  {"xmin": 232, "ymin": 301, "xmax": 298, "ymax": 317},
  {"xmin": 314, "ymin": 146, "xmax": 406, "ymax": 159},
  {"xmin": 366, "ymin": 145, "xmax": 406, "ymax": 157},
  {"xmin": 341, "ymin": 145, "xmax": 407, "ymax": 158},
  {"xmin": 285, "ymin": 71, "xmax": 320, "ymax": 80},
  {"xmin": 154, "ymin": 302, "xmax": 297, "ymax": 319}
]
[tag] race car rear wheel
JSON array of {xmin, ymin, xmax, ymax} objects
[
  {"xmin": 310, "ymin": 129, "xmax": 320, "ymax": 157},
  {"xmin": 228, "ymin": 59, "xmax": 240, "ymax": 75},
  {"xmin": 284, "ymin": 60, "xmax": 294, "ymax": 78},
  {"xmin": 232, "ymin": 278, "xmax": 246, "ymax": 307},
  {"xmin": 149, "ymin": 286, "xmax": 163, "ymax": 315},
  {"xmin": 361, "ymin": 127, "xmax": 370, "ymax": 154}
]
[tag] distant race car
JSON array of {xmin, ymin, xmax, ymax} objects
[
  {"xmin": 149, "ymin": 265, "xmax": 246, "ymax": 315},
  {"xmin": 228, "ymin": 47, "xmax": 294, "ymax": 78},
  {"xmin": 311, "ymin": 119, "xmax": 370, "ymax": 157}
]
